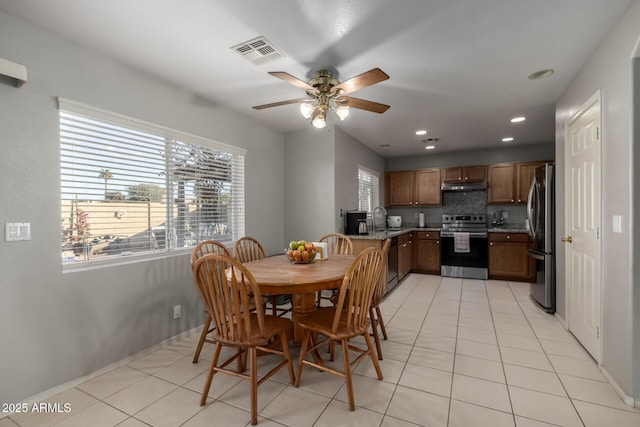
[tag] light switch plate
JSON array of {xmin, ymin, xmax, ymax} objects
[
  {"xmin": 5, "ymin": 222, "xmax": 31, "ymax": 241},
  {"xmin": 612, "ymin": 215, "xmax": 622, "ymax": 233}
]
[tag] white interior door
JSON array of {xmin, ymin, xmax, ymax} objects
[{"xmin": 565, "ymin": 91, "xmax": 602, "ymax": 362}]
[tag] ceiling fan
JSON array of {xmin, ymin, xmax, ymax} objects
[{"xmin": 252, "ymin": 68, "xmax": 390, "ymax": 128}]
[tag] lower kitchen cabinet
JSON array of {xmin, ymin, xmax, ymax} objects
[
  {"xmin": 414, "ymin": 231, "xmax": 440, "ymax": 274},
  {"xmin": 488, "ymin": 232, "xmax": 535, "ymax": 281},
  {"xmin": 398, "ymin": 232, "xmax": 413, "ymax": 281}
]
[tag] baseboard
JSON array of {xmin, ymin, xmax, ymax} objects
[
  {"xmin": 0, "ymin": 326, "xmax": 202, "ymax": 419},
  {"xmin": 554, "ymin": 312, "xmax": 568, "ymax": 329},
  {"xmin": 600, "ymin": 366, "xmax": 637, "ymax": 408}
]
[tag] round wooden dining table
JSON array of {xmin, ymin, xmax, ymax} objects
[{"xmin": 240, "ymin": 253, "xmax": 355, "ymax": 344}]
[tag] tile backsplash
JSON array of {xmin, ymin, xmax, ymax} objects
[
  {"xmin": 442, "ymin": 190, "xmax": 487, "ymax": 215},
  {"xmin": 386, "ymin": 189, "xmax": 528, "ymax": 228}
]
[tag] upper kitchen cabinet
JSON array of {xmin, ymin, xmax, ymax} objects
[
  {"xmin": 386, "ymin": 169, "xmax": 441, "ymax": 206},
  {"xmin": 516, "ymin": 161, "xmax": 550, "ymax": 204},
  {"xmin": 386, "ymin": 170, "xmax": 414, "ymax": 206},
  {"xmin": 487, "ymin": 161, "xmax": 550, "ymax": 204},
  {"xmin": 487, "ymin": 163, "xmax": 516, "ymax": 204},
  {"xmin": 415, "ymin": 169, "xmax": 441, "ymax": 205},
  {"xmin": 441, "ymin": 165, "xmax": 486, "ymax": 183}
]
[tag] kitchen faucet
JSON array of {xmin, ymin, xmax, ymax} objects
[{"xmin": 372, "ymin": 206, "xmax": 387, "ymax": 231}]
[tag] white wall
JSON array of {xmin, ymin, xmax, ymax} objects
[
  {"xmin": 555, "ymin": 1, "xmax": 639, "ymax": 401},
  {"xmin": 334, "ymin": 127, "xmax": 386, "ymax": 232},
  {"xmin": 386, "ymin": 143, "xmax": 555, "ymax": 171},
  {"xmin": 283, "ymin": 127, "xmax": 335, "ymax": 244},
  {"xmin": 0, "ymin": 11, "xmax": 285, "ymax": 403}
]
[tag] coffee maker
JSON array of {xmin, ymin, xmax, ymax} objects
[{"xmin": 345, "ymin": 210, "xmax": 367, "ymax": 235}]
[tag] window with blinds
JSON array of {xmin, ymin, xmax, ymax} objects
[
  {"xmin": 358, "ymin": 166, "xmax": 380, "ymax": 214},
  {"xmin": 59, "ymin": 98, "xmax": 245, "ymax": 265}
]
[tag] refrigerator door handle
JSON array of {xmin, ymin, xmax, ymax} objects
[
  {"xmin": 527, "ymin": 178, "xmax": 536, "ymax": 238},
  {"xmin": 527, "ymin": 249, "xmax": 545, "ymax": 260}
]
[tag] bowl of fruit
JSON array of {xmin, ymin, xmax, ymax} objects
[{"xmin": 285, "ymin": 240, "xmax": 318, "ymax": 264}]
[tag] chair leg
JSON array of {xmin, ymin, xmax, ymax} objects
[
  {"xmin": 341, "ymin": 339, "xmax": 355, "ymax": 411},
  {"xmin": 375, "ymin": 306, "xmax": 388, "ymax": 340},
  {"xmin": 363, "ymin": 332, "xmax": 383, "ymax": 380},
  {"xmin": 370, "ymin": 307, "xmax": 383, "ymax": 360},
  {"xmin": 200, "ymin": 342, "xmax": 222, "ymax": 406},
  {"xmin": 193, "ymin": 314, "xmax": 212, "ymax": 363},
  {"xmin": 295, "ymin": 329, "xmax": 311, "ymax": 387},
  {"xmin": 279, "ymin": 331, "xmax": 296, "ymax": 385},
  {"xmin": 249, "ymin": 346, "xmax": 258, "ymax": 426}
]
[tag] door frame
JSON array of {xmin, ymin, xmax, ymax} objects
[{"xmin": 563, "ymin": 89, "xmax": 603, "ymax": 363}]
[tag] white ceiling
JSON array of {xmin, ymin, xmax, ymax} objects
[{"xmin": 0, "ymin": 0, "xmax": 633, "ymax": 157}]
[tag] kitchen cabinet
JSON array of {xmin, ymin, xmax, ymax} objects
[
  {"xmin": 488, "ymin": 161, "xmax": 550, "ymax": 204},
  {"xmin": 398, "ymin": 232, "xmax": 413, "ymax": 281},
  {"xmin": 488, "ymin": 232, "xmax": 535, "ymax": 281},
  {"xmin": 386, "ymin": 169, "xmax": 441, "ymax": 206},
  {"xmin": 487, "ymin": 163, "xmax": 516, "ymax": 204},
  {"xmin": 442, "ymin": 165, "xmax": 486, "ymax": 183},
  {"xmin": 386, "ymin": 171, "xmax": 414, "ymax": 206},
  {"xmin": 414, "ymin": 231, "xmax": 440, "ymax": 274},
  {"xmin": 516, "ymin": 161, "xmax": 548, "ymax": 204}
]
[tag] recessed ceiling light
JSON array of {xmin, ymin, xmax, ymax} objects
[
  {"xmin": 502, "ymin": 137, "xmax": 514, "ymax": 142},
  {"xmin": 511, "ymin": 116, "xmax": 526, "ymax": 123},
  {"xmin": 425, "ymin": 145, "xmax": 435, "ymax": 150},
  {"xmin": 415, "ymin": 130, "xmax": 428, "ymax": 135},
  {"xmin": 528, "ymin": 69, "xmax": 554, "ymax": 80}
]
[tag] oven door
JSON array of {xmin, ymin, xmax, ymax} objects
[{"xmin": 440, "ymin": 232, "xmax": 488, "ymax": 279}]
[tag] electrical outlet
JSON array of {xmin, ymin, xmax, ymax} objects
[
  {"xmin": 502, "ymin": 211, "xmax": 508, "ymax": 219},
  {"xmin": 173, "ymin": 305, "xmax": 181, "ymax": 319}
]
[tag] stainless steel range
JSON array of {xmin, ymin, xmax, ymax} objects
[{"xmin": 440, "ymin": 214, "xmax": 488, "ymax": 280}]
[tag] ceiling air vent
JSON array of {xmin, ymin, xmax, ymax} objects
[
  {"xmin": 231, "ymin": 36, "xmax": 285, "ymax": 66},
  {"xmin": 421, "ymin": 137, "xmax": 440, "ymax": 143}
]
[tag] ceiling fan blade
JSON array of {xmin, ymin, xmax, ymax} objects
[
  {"xmin": 341, "ymin": 96, "xmax": 390, "ymax": 114},
  {"xmin": 268, "ymin": 71, "xmax": 315, "ymax": 91},
  {"xmin": 334, "ymin": 68, "xmax": 389, "ymax": 95},
  {"xmin": 252, "ymin": 98, "xmax": 309, "ymax": 110}
]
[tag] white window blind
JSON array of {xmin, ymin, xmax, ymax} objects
[
  {"xmin": 59, "ymin": 98, "xmax": 245, "ymax": 265},
  {"xmin": 358, "ymin": 166, "xmax": 380, "ymax": 214}
]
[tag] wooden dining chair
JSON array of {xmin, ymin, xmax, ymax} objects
[
  {"xmin": 370, "ymin": 238, "xmax": 391, "ymax": 360},
  {"xmin": 192, "ymin": 253, "xmax": 295, "ymax": 426},
  {"xmin": 190, "ymin": 240, "xmax": 232, "ymax": 364},
  {"xmin": 234, "ymin": 236, "xmax": 291, "ymax": 317},
  {"xmin": 295, "ymin": 247, "xmax": 384, "ymax": 411},
  {"xmin": 316, "ymin": 232, "xmax": 354, "ymax": 308}
]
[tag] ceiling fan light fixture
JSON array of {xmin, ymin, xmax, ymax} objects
[
  {"xmin": 311, "ymin": 108, "xmax": 327, "ymax": 128},
  {"xmin": 300, "ymin": 102, "xmax": 314, "ymax": 119},
  {"xmin": 335, "ymin": 104, "xmax": 350, "ymax": 120}
]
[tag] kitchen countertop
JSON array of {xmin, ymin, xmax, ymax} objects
[
  {"xmin": 349, "ymin": 226, "xmax": 529, "ymax": 240},
  {"xmin": 348, "ymin": 227, "xmax": 441, "ymax": 240},
  {"xmin": 488, "ymin": 226, "xmax": 529, "ymax": 233}
]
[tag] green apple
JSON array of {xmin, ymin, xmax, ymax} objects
[
  {"xmin": 297, "ymin": 240, "xmax": 306, "ymax": 247},
  {"xmin": 289, "ymin": 241, "xmax": 298, "ymax": 250}
]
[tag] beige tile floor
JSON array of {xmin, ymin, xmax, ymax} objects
[{"xmin": 3, "ymin": 274, "xmax": 639, "ymax": 427}]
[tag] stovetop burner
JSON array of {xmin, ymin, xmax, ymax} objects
[{"xmin": 441, "ymin": 214, "xmax": 488, "ymax": 235}]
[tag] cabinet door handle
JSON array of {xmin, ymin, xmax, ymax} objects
[
  {"xmin": 506, "ymin": 235, "xmax": 511, "ymax": 239},
  {"xmin": 511, "ymin": 199, "xmax": 515, "ymax": 203},
  {"xmin": 436, "ymin": 240, "xmax": 439, "ymax": 244},
  {"xmin": 490, "ymin": 242, "xmax": 494, "ymax": 246}
]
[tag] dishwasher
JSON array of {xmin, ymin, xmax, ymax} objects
[{"xmin": 385, "ymin": 236, "xmax": 399, "ymax": 294}]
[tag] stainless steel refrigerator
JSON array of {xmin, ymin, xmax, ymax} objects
[{"xmin": 527, "ymin": 163, "xmax": 555, "ymax": 312}]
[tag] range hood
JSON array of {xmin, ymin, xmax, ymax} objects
[{"xmin": 441, "ymin": 181, "xmax": 487, "ymax": 191}]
